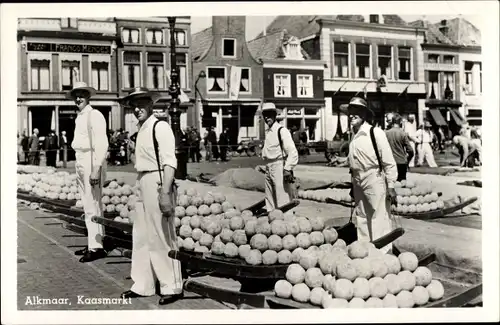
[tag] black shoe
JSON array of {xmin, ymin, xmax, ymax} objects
[
  {"xmin": 121, "ymin": 290, "xmax": 146, "ymax": 299},
  {"xmin": 74, "ymin": 247, "xmax": 88, "ymax": 256},
  {"xmin": 79, "ymin": 248, "xmax": 107, "ymax": 263},
  {"xmin": 158, "ymin": 292, "xmax": 184, "ymax": 305}
]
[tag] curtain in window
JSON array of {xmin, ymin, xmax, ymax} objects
[
  {"xmin": 240, "ymin": 76, "xmax": 249, "ymax": 92},
  {"xmin": 99, "ymin": 68, "xmax": 108, "ymax": 90},
  {"xmin": 275, "ymin": 77, "xmax": 285, "ymax": 95},
  {"xmin": 91, "ymin": 68, "xmax": 99, "ymax": 89},
  {"xmin": 176, "ymin": 32, "xmax": 185, "ymax": 45},
  {"xmin": 179, "ymin": 66, "xmax": 186, "ymax": 89},
  {"xmin": 62, "ymin": 67, "xmax": 71, "ymax": 86},
  {"xmin": 31, "ymin": 67, "xmax": 39, "ymax": 90},
  {"xmin": 40, "ymin": 66, "xmax": 50, "ymax": 90},
  {"xmin": 147, "ymin": 66, "xmax": 154, "ymax": 88},
  {"xmin": 207, "ymin": 77, "xmax": 216, "ymax": 91},
  {"xmin": 131, "ymin": 29, "xmax": 139, "ymax": 43},
  {"xmin": 133, "ymin": 65, "xmax": 140, "ymax": 87},
  {"xmin": 157, "ymin": 66, "xmax": 164, "ymax": 89},
  {"xmin": 146, "ymin": 30, "xmax": 154, "ymax": 44},
  {"xmin": 123, "ymin": 65, "xmax": 130, "ymax": 88},
  {"xmin": 72, "ymin": 67, "xmax": 80, "ymax": 83},
  {"xmin": 122, "ymin": 29, "xmax": 130, "ymax": 43},
  {"xmin": 155, "ymin": 30, "xmax": 163, "ymax": 44},
  {"xmin": 428, "ymin": 81, "xmax": 439, "ymax": 99}
]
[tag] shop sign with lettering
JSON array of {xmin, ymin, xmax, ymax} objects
[
  {"xmin": 27, "ymin": 42, "xmax": 111, "ymax": 54},
  {"xmin": 287, "ymin": 108, "xmax": 302, "ymax": 115}
]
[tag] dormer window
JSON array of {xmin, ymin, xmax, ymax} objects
[
  {"xmin": 284, "ymin": 38, "xmax": 303, "ymax": 60},
  {"xmin": 369, "ymin": 15, "xmax": 380, "ymax": 23}
]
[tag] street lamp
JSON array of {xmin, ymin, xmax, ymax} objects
[
  {"xmin": 168, "ymin": 16, "xmax": 188, "ymax": 179},
  {"xmin": 194, "ymin": 71, "xmax": 206, "ymax": 129}
]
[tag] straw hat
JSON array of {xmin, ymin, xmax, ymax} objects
[
  {"xmin": 65, "ymin": 81, "xmax": 96, "ymax": 99},
  {"xmin": 339, "ymin": 97, "xmax": 373, "ymax": 115},
  {"xmin": 119, "ymin": 87, "xmax": 162, "ymax": 107},
  {"xmin": 261, "ymin": 102, "xmax": 278, "ymax": 112}
]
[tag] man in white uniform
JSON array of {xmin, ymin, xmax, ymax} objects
[
  {"xmin": 403, "ymin": 114, "xmax": 417, "ymax": 167},
  {"xmin": 414, "ymin": 121, "xmax": 438, "ymax": 167},
  {"xmin": 260, "ymin": 103, "xmax": 298, "ymax": 212},
  {"xmin": 119, "ymin": 88, "xmax": 183, "ymax": 305},
  {"xmin": 67, "ymin": 82, "xmax": 109, "ymax": 263},
  {"xmin": 342, "ymin": 97, "xmax": 398, "ymax": 253}
]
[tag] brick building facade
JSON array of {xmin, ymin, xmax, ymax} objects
[
  {"xmin": 17, "ymin": 18, "xmax": 119, "ymax": 155},
  {"xmin": 191, "ymin": 16, "xmax": 263, "ymax": 146}
]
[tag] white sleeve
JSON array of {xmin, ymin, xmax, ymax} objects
[
  {"xmin": 91, "ymin": 110, "xmax": 109, "ymax": 167},
  {"xmin": 281, "ymin": 128, "xmax": 298, "ymax": 170},
  {"xmin": 375, "ymin": 128, "xmax": 397, "ymax": 188},
  {"xmin": 155, "ymin": 121, "xmax": 177, "ymax": 170}
]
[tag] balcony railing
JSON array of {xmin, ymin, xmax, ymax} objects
[{"xmin": 18, "ymin": 18, "xmax": 116, "ymax": 35}]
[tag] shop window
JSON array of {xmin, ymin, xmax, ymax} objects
[
  {"xmin": 428, "ymin": 71, "xmax": 440, "ymax": 99},
  {"xmin": 30, "ymin": 60, "xmax": 50, "ymax": 91},
  {"xmin": 443, "ymin": 55, "xmax": 454, "ymax": 64},
  {"xmin": 442, "ymin": 72, "xmax": 454, "ymax": 99},
  {"xmin": 61, "ymin": 60, "xmax": 80, "ymax": 91},
  {"xmin": 91, "ymin": 62, "xmax": 109, "ymax": 91},
  {"xmin": 123, "ymin": 52, "xmax": 141, "ymax": 89},
  {"xmin": 398, "ymin": 47, "xmax": 411, "ymax": 80},
  {"xmin": 297, "ymin": 74, "xmax": 313, "ymax": 98},
  {"xmin": 377, "ymin": 45, "xmax": 392, "ymax": 79},
  {"xmin": 122, "ymin": 28, "xmax": 140, "ymax": 44},
  {"xmin": 240, "ymin": 68, "xmax": 250, "ymax": 93},
  {"xmin": 427, "ymin": 54, "xmax": 439, "ymax": 63},
  {"xmin": 274, "ymin": 74, "xmax": 291, "ymax": 97},
  {"xmin": 464, "ymin": 61, "xmax": 474, "ymax": 95},
  {"xmin": 176, "ymin": 53, "xmax": 188, "ymax": 90},
  {"xmin": 147, "ymin": 52, "xmax": 165, "ymax": 89},
  {"xmin": 146, "ymin": 29, "xmax": 164, "ymax": 45},
  {"xmin": 207, "ymin": 67, "xmax": 226, "ymax": 93},
  {"xmin": 355, "ymin": 44, "xmax": 370, "ymax": 79},
  {"xmin": 222, "ymin": 38, "xmax": 236, "ymax": 58},
  {"xmin": 333, "ymin": 42, "xmax": 349, "ymax": 78},
  {"xmin": 175, "ymin": 30, "xmax": 186, "ymax": 46}
]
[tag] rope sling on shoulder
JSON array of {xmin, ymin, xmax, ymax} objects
[{"xmin": 277, "ymin": 126, "xmax": 298, "ymax": 200}]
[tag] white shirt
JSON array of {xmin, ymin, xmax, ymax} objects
[
  {"xmin": 414, "ymin": 129, "xmax": 433, "ymax": 144},
  {"xmin": 262, "ymin": 122, "xmax": 298, "ymax": 171},
  {"xmin": 71, "ymin": 105, "xmax": 108, "ymax": 167},
  {"xmin": 134, "ymin": 115, "xmax": 177, "ymax": 172},
  {"xmin": 348, "ymin": 122, "xmax": 398, "ymax": 188},
  {"xmin": 404, "ymin": 120, "xmax": 417, "ymax": 137}
]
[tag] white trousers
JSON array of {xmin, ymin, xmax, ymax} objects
[
  {"xmin": 352, "ymin": 169, "xmax": 393, "ymax": 254},
  {"xmin": 131, "ymin": 172, "xmax": 183, "ymax": 296},
  {"xmin": 417, "ymin": 143, "xmax": 437, "ymax": 167},
  {"xmin": 408, "ymin": 142, "xmax": 416, "ymax": 167},
  {"xmin": 75, "ymin": 151, "xmax": 106, "ymax": 250},
  {"xmin": 264, "ymin": 160, "xmax": 291, "ymax": 212}
]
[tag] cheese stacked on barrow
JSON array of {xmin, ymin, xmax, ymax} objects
[
  {"xmin": 392, "ymin": 180, "xmax": 444, "ymax": 214},
  {"xmin": 274, "ymin": 241, "xmax": 445, "ymax": 308}
]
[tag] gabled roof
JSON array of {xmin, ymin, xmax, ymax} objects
[
  {"xmin": 255, "ymin": 15, "xmax": 408, "ymax": 40},
  {"xmin": 247, "ymin": 29, "xmax": 310, "ymax": 61},
  {"xmin": 435, "ymin": 18, "xmax": 481, "ymax": 47},
  {"xmin": 409, "ymin": 20, "xmax": 454, "ymax": 45},
  {"xmin": 191, "ymin": 27, "xmax": 213, "ymax": 61}
]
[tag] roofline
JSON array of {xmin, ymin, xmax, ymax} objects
[
  {"xmin": 262, "ymin": 59, "xmax": 326, "ymax": 66},
  {"xmin": 422, "ymin": 42, "xmax": 481, "ymax": 51},
  {"xmin": 317, "ymin": 18, "xmax": 425, "ymax": 33}
]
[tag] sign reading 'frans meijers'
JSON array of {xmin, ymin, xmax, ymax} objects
[{"xmin": 27, "ymin": 42, "xmax": 111, "ymax": 54}]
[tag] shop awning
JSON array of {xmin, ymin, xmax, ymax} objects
[
  {"xmin": 427, "ymin": 109, "xmax": 447, "ymax": 126},
  {"xmin": 449, "ymin": 108, "xmax": 466, "ymax": 125}
]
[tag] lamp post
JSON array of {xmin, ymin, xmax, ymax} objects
[
  {"xmin": 194, "ymin": 70, "xmax": 206, "ymax": 130},
  {"xmin": 168, "ymin": 16, "xmax": 188, "ymax": 179}
]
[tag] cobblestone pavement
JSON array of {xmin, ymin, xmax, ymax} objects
[{"xmin": 17, "ymin": 205, "xmax": 229, "ymax": 310}]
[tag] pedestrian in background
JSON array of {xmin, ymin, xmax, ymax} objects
[
  {"xmin": 218, "ymin": 128, "xmax": 229, "ymax": 162},
  {"xmin": 44, "ymin": 130, "xmax": 58, "ymax": 168},
  {"xmin": 21, "ymin": 130, "xmax": 29, "ymax": 164},
  {"xmin": 119, "ymin": 87, "xmax": 183, "ymax": 305},
  {"xmin": 60, "ymin": 131, "xmax": 68, "ymax": 162},
  {"xmin": 28, "ymin": 128, "xmax": 40, "ymax": 165},
  {"xmin": 68, "ymin": 82, "xmax": 109, "ymax": 263},
  {"xmin": 403, "ymin": 114, "xmax": 418, "ymax": 167},
  {"xmin": 385, "ymin": 114, "xmax": 414, "ymax": 181},
  {"xmin": 342, "ymin": 97, "xmax": 397, "ymax": 254},
  {"xmin": 414, "ymin": 121, "xmax": 438, "ymax": 168},
  {"xmin": 261, "ymin": 103, "xmax": 298, "ymax": 212}
]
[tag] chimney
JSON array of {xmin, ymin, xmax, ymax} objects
[{"xmin": 439, "ymin": 19, "xmax": 449, "ymax": 36}]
